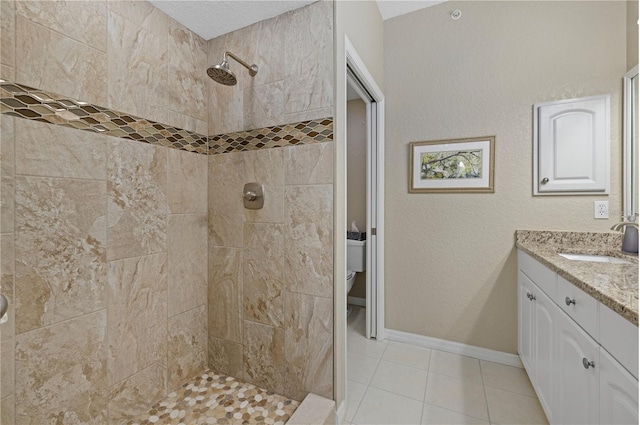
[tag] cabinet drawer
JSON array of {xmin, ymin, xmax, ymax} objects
[
  {"xmin": 599, "ymin": 304, "xmax": 639, "ymax": 379},
  {"xmin": 557, "ymin": 275, "xmax": 599, "ymax": 340},
  {"xmin": 517, "ymin": 250, "xmax": 556, "ymax": 298}
]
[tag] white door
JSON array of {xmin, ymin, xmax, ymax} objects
[
  {"xmin": 599, "ymin": 347, "xmax": 639, "ymax": 425},
  {"xmin": 533, "ymin": 289, "xmax": 556, "ymax": 423},
  {"xmin": 556, "ymin": 312, "xmax": 600, "ymax": 425},
  {"xmin": 518, "ymin": 270, "xmax": 534, "ymax": 373},
  {"xmin": 535, "ymin": 94, "xmax": 610, "ymax": 195}
]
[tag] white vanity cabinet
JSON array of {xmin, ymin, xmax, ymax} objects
[{"xmin": 517, "ymin": 250, "xmax": 639, "ymax": 425}]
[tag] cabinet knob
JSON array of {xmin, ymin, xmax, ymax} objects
[
  {"xmin": 541, "ymin": 177, "xmax": 549, "ymax": 185},
  {"xmin": 565, "ymin": 297, "xmax": 576, "ymax": 306},
  {"xmin": 526, "ymin": 292, "xmax": 531, "ymax": 300},
  {"xmin": 582, "ymin": 358, "xmax": 595, "ymax": 369},
  {"xmin": 243, "ymin": 191, "xmax": 257, "ymax": 201}
]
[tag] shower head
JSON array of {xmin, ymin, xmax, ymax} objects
[{"xmin": 207, "ymin": 51, "xmax": 258, "ymax": 86}]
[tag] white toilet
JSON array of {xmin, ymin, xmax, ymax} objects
[{"xmin": 347, "ymin": 239, "xmax": 366, "ymax": 316}]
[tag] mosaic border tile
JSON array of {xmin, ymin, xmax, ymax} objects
[
  {"xmin": 0, "ymin": 80, "xmax": 208, "ymax": 154},
  {"xmin": 0, "ymin": 80, "xmax": 334, "ymax": 156},
  {"xmin": 208, "ymin": 119, "xmax": 334, "ymax": 155}
]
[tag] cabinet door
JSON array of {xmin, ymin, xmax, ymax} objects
[
  {"xmin": 533, "ymin": 289, "xmax": 556, "ymax": 423},
  {"xmin": 518, "ymin": 270, "xmax": 535, "ymax": 374},
  {"xmin": 535, "ymin": 95, "xmax": 610, "ymax": 194},
  {"xmin": 599, "ymin": 348, "xmax": 639, "ymax": 425},
  {"xmin": 556, "ymin": 311, "xmax": 600, "ymax": 425}
]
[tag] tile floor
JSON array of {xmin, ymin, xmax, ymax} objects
[{"xmin": 345, "ymin": 306, "xmax": 549, "ymax": 425}]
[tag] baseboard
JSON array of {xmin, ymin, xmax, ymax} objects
[
  {"xmin": 347, "ymin": 296, "xmax": 366, "ymax": 307},
  {"xmin": 335, "ymin": 399, "xmax": 346, "ymax": 425},
  {"xmin": 384, "ymin": 328, "xmax": 523, "ymax": 368}
]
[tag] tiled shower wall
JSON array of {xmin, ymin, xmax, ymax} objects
[
  {"xmin": 206, "ymin": 0, "xmax": 335, "ymax": 402},
  {"xmin": 0, "ymin": 1, "xmax": 209, "ymax": 423},
  {"xmin": 0, "ymin": 1, "xmax": 335, "ymax": 424}
]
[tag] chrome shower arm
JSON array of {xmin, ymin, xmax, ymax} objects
[{"xmin": 224, "ymin": 51, "xmax": 258, "ymax": 76}]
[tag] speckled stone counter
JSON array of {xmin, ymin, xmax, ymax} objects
[{"xmin": 516, "ymin": 230, "xmax": 638, "ymax": 326}]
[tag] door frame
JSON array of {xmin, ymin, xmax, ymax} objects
[{"xmin": 345, "ymin": 37, "xmax": 385, "ymax": 341}]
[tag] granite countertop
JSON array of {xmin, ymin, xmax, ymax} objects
[{"xmin": 516, "ymin": 230, "xmax": 639, "ymax": 326}]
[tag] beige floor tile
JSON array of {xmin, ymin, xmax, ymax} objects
[
  {"xmin": 348, "ymin": 331, "xmax": 388, "ymax": 359},
  {"xmin": 345, "ymin": 380, "xmax": 367, "ymax": 422},
  {"xmin": 480, "ymin": 360, "xmax": 536, "ymax": 397},
  {"xmin": 383, "ymin": 341, "xmax": 431, "ymax": 371},
  {"xmin": 347, "ymin": 352, "xmax": 380, "ymax": 385},
  {"xmin": 422, "ymin": 403, "xmax": 490, "ymax": 425},
  {"xmin": 429, "ymin": 350, "xmax": 482, "ymax": 383},
  {"xmin": 485, "ymin": 387, "xmax": 549, "ymax": 425},
  {"xmin": 424, "ymin": 372, "xmax": 489, "ymax": 421},
  {"xmin": 353, "ymin": 387, "xmax": 423, "ymax": 425},
  {"xmin": 370, "ymin": 360, "xmax": 428, "ymax": 401}
]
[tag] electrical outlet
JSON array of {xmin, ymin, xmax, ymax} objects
[{"xmin": 594, "ymin": 201, "xmax": 609, "ymax": 219}]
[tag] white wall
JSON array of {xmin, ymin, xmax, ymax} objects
[{"xmin": 384, "ymin": 1, "xmax": 626, "ymax": 354}]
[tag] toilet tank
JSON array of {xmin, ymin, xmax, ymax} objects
[{"xmin": 347, "ymin": 239, "xmax": 366, "ymax": 272}]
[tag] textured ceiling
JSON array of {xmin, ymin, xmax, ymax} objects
[
  {"xmin": 148, "ymin": 0, "xmax": 316, "ymax": 40},
  {"xmin": 148, "ymin": 0, "xmax": 447, "ymax": 41}
]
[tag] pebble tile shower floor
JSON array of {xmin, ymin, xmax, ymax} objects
[{"xmin": 128, "ymin": 371, "xmax": 299, "ymax": 425}]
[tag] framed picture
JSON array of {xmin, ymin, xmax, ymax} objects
[{"xmin": 409, "ymin": 136, "xmax": 495, "ymax": 193}]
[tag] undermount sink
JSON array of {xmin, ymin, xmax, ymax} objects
[{"xmin": 558, "ymin": 253, "xmax": 632, "ymax": 265}]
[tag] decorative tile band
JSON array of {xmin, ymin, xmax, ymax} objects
[
  {"xmin": 208, "ymin": 118, "xmax": 334, "ymax": 155},
  {"xmin": 0, "ymin": 80, "xmax": 209, "ymax": 154},
  {"xmin": 0, "ymin": 80, "xmax": 334, "ymax": 156}
]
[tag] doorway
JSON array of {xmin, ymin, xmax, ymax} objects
[{"xmin": 345, "ymin": 42, "xmax": 385, "ymax": 341}]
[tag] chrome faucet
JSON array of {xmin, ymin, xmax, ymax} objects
[{"xmin": 611, "ymin": 215, "xmax": 639, "ymax": 255}]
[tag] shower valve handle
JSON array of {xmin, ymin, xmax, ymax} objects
[{"xmin": 243, "ymin": 191, "xmax": 257, "ymax": 201}]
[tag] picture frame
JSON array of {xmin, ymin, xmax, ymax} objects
[{"xmin": 409, "ymin": 136, "xmax": 495, "ymax": 193}]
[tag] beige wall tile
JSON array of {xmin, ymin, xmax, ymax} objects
[
  {"xmin": 107, "ymin": 0, "xmax": 168, "ymax": 39},
  {"xmin": 284, "ymin": 185, "xmax": 333, "ymax": 298},
  {"xmin": 107, "ymin": 10, "xmax": 168, "ymax": 124},
  {"xmin": 15, "ymin": 0, "xmax": 107, "ymax": 52},
  {"xmin": 243, "ymin": 81, "xmax": 285, "ymax": 130},
  {"xmin": 208, "ymin": 152, "xmax": 245, "ymax": 248},
  {"xmin": 243, "ymin": 222, "xmax": 284, "ymax": 327},
  {"xmin": 0, "ymin": 64, "xmax": 14, "ymax": 81},
  {"xmin": 167, "ymin": 149, "xmax": 208, "ymax": 214},
  {"xmin": 208, "ymin": 336, "xmax": 243, "ymax": 378},
  {"xmin": 15, "ymin": 310, "xmax": 107, "ymax": 424},
  {"xmin": 284, "ymin": 107, "xmax": 333, "ymax": 125},
  {"xmin": 1, "ymin": 115, "xmax": 14, "ymax": 234},
  {"xmin": 243, "ymin": 148, "xmax": 284, "ymax": 223},
  {"xmin": 1, "ymin": 234, "xmax": 15, "ymax": 401},
  {"xmin": 208, "ymin": 79, "xmax": 244, "ymax": 136},
  {"xmin": 168, "ymin": 305, "xmax": 207, "ymax": 390},
  {"xmin": 15, "ymin": 119, "xmax": 108, "ymax": 180},
  {"xmin": 285, "ymin": 142, "xmax": 333, "ymax": 185},
  {"xmin": 1, "ymin": 395, "xmax": 14, "ymax": 425},
  {"xmin": 242, "ymin": 17, "xmax": 285, "ymax": 89},
  {"xmin": 167, "ymin": 109, "xmax": 207, "ymax": 135},
  {"xmin": 284, "ymin": 1, "xmax": 333, "ymax": 115},
  {"xmin": 107, "ymin": 253, "xmax": 168, "ymax": 386},
  {"xmin": 208, "ymin": 247, "xmax": 243, "ymax": 343},
  {"xmin": 168, "ymin": 19, "xmax": 207, "ymax": 122},
  {"xmin": 243, "ymin": 320, "xmax": 285, "ymax": 394},
  {"xmin": 284, "ymin": 292, "xmax": 333, "ymax": 400},
  {"xmin": 108, "ymin": 361, "xmax": 167, "ymax": 425},
  {"xmin": 1, "ymin": 0, "xmax": 15, "ymax": 69},
  {"xmin": 107, "ymin": 139, "xmax": 168, "ymax": 261},
  {"xmin": 16, "ymin": 16, "xmax": 107, "ymax": 106},
  {"xmin": 168, "ymin": 214, "xmax": 207, "ymax": 317},
  {"xmin": 15, "ymin": 176, "xmax": 107, "ymax": 334}
]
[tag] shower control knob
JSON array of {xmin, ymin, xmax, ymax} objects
[{"xmin": 243, "ymin": 191, "xmax": 257, "ymax": 201}]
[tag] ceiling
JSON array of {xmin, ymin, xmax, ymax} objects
[{"xmin": 149, "ymin": 0, "xmax": 447, "ymax": 41}]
